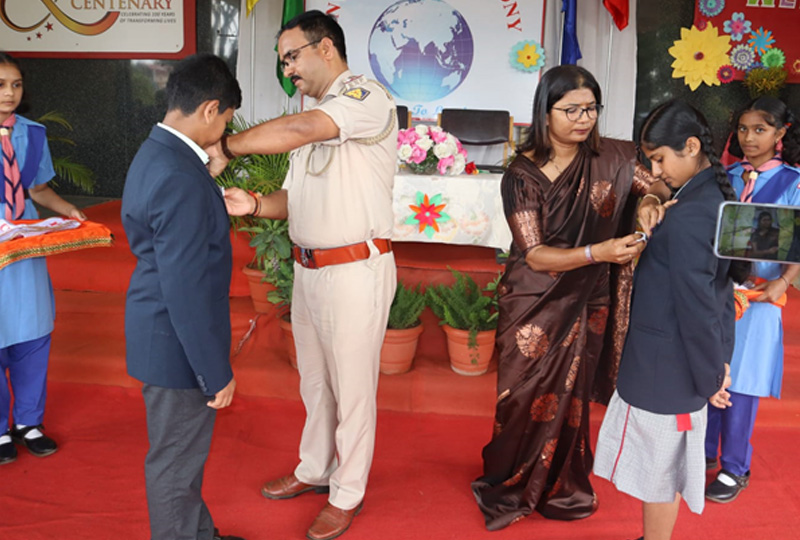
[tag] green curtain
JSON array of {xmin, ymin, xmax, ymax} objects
[{"xmin": 276, "ymin": 0, "xmax": 304, "ymax": 97}]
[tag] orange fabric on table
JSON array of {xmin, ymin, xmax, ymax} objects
[{"xmin": 0, "ymin": 219, "xmax": 113, "ymax": 271}]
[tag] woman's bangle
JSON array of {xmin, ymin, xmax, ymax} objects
[
  {"xmin": 778, "ymin": 275, "xmax": 790, "ymax": 288},
  {"xmin": 640, "ymin": 193, "xmax": 661, "ymax": 206},
  {"xmin": 220, "ymin": 133, "xmax": 236, "ymax": 160},
  {"xmin": 247, "ymin": 190, "xmax": 261, "ymax": 217},
  {"xmin": 585, "ymin": 244, "xmax": 596, "ymax": 264}
]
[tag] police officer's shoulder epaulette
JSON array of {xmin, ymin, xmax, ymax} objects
[{"xmin": 340, "ymin": 74, "xmax": 371, "ymax": 101}]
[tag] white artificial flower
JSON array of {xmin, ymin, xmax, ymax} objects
[
  {"xmin": 414, "ymin": 124, "xmax": 429, "ymax": 136},
  {"xmin": 433, "ymin": 141, "xmax": 457, "ymax": 159},
  {"xmin": 416, "ymin": 136, "xmax": 433, "ymax": 151},
  {"xmin": 397, "ymin": 143, "xmax": 413, "ymax": 161},
  {"xmin": 429, "ymin": 125, "xmax": 443, "ymax": 133},
  {"xmin": 451, "ymin": 154, "xmax": 466, "ymax": 175}
]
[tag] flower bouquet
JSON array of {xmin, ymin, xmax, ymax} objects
[{"xmin": 397, "ymin": 125, "xmax": 468, "ymax": 176}]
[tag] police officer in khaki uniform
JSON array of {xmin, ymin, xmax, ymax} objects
[{"xmin": 209, "ymin": 10, "xmax": 397, "ymax": 540}]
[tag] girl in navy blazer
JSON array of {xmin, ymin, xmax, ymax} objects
[{"xmin": 593, "ymin": 100, "xmax": 750, "ymax": 540}]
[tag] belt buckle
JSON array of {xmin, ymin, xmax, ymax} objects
[{"xmin": 300, "ymin": 247, "xmax": 316, "ymax": 268}]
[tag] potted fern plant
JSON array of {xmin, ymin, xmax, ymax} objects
[
  {"xmin": 426, "ymin": 269, "xmax": 500, "ymax": 376},
  {"xmin": 380, "ymin": 281, "xmax": 426, "ymax": 375},
  {"xmin": 215, "ymin": 115, "xmax": 291, "ymax": 314}
]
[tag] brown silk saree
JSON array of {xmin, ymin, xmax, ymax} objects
[{"xmin": 472, "ymin": 139, "xmax": 652, "ymax": 530}]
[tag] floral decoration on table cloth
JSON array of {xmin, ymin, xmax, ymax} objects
[
  {"xmin": 722, "ymin": 12, "xmax": 751, "ymax": 42},
  {"xmin": 406, "ymin": 191, "xmax": 451, "ymax": 238},
  {"xmin": 748, "ymin": 27, "xmax": 774, "ymax": 56},
  {"xmin": 668, "ymin": 23, "xmax": 731, "ymax": 90},
  {"xmin": 509, "ymin": 40, "xmax": 545, "ymax": 73},
  {"xmin": 698, "ymin": 0, "xmax": 725, "ymax": 18},
  {"xmin": 717, "ymin": 64, "xmax": 735, "ymax": 83}
]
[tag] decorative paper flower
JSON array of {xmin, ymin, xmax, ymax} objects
[
  {"xmin": 794, "ymin": 59, "xmax": 800, "ymax": 75},
  {"xmin": 405, "ymin": 192, "xmax": 450, "ymax": 238},
  {"xmin": 717, "ymin": 65, "xmax": 735, "ymax": 83},
  {"xmin": 698, "ymin": 0, "xmax": 725, "ymax": 18},
  {"xmin": 730, "ymin": 44, "xmax": 756, "ymax": 71},
  {"xmin": 695, "ymin": 19, "xmax": 709, "ymax": 31},
  {"xmin": 746, "ymin": 61, "xmax": 763, "ymax": 73},
  {"xmin": 509, "ymin": 40, "xmax": 545, "ymax": 73},
  {"xmin": 748, "ymin": 27, "xmax": 774, "ymax": 56},
  {"xmin": 761, "ymin": 48, "xmax": 786, "ymax": 69},
  {"xmin": 668, "ymin": 23, "xmax": 731, "ymax": 91},
  {"xmin": 722, "ymin": 12, "xmax": 751, "ymax": 42},
  {"xmin": 397, "ymin": 126, "xmax": 468, "ymax": 175}
]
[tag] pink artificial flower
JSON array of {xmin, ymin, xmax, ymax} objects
[
  {"xmin": 430, "ymin": 129, "xmax": 448, "ymax": 144},
  {"xmin": 410, "ymin": 145, "xmax": 428, "ymax": 164},
  {"xmin": 437, "ymin": 155, "xmax": 455, "ymax": 175},
  {"xmin": 397, "ymin": 128, "xmax": 420, "ymax": 146}
]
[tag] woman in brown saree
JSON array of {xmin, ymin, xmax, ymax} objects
[{"xmin": 472, "ymin": 65, "xmax": 670, "ymax": 530}]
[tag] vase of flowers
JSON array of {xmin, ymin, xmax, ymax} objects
[{"xmin": 397, "ymin": 125, "xmax": 468, "ymax": 176}]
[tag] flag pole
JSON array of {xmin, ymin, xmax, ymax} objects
[
  {"xmin": 602, "ymin": 14, "xmax": 614, "ymax": 135},
  {"xmin": 249, "ymin": 6, "xmax": 257, "ymax": 124}
]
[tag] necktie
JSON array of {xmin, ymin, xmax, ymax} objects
[
  {"xmin": 739, "ymin": 155, "xmax": 782, "ymax": 202},
  {"xmin": 1, "ymin": 114, "xmax": 24, "ymax": 220}
]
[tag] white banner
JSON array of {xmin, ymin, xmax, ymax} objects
[
  {"xmin": 0, "ymin": 0, "xmax": 194, "ymax": 58},
  {"xmin": 306, "ymin": 0, "xmax": 546, "ymax": 123}
]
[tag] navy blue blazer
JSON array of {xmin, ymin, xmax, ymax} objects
[
  {"xmin": 616, "ymin": 167, "xmax": 734, "ymax": 414},
  {"xmin": 121, "ymin": 126, "xmax": 233, "ymax": 396}
]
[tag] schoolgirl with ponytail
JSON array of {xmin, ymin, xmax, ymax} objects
[
  {"xmin": 705, "ymin": 97, "xmax": 800, "ymax": 504},
  {"xmin": 594, "ymin": 100, "xmax": 737, "ymax": 540}
]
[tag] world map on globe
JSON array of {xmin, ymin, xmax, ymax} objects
[{"xmin": 368, "ymin": 0, "xmax": 474, "ymax": 102}]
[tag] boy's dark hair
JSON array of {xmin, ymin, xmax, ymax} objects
[
  {"xmin": 517, "ymin": 65, "xmax": 602, "ymax": 166},
  {"xmin": 166, "ymin": 54, "xmax": 241, "ymax": 115},
  {"xmin": 0, "ymin": 51, "xmax": 29, "ymax": 114},
  {"xmin": 279, "ymin": 10, "xmax": 347, "ymax": 62},
  {"xmin": 641, "ymin": 99, "xmax": 750, "ymax": 283},
  {"xmin": 728, "ymin": 96, "xmax": 800, "ymax": 166}
]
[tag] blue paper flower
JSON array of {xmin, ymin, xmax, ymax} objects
[
  {"xmin": 509, "ymin": 40, "xmax": 545, "ymax": 73},
  {"xmin": 698, "ymin": 0, "xmax": 725, "ymax": 18},
  {"xmin": 730, "ymin": 44, "xmax": 756, "ymax": 71},
  {"xmin": 722, "ymin": 12, "xmax": 752, "ymax": 42},
  {"xmin": 748, "ymin": 27, "xmax": 775, "ymax": 56}
]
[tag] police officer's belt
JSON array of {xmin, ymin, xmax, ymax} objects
[{"xmin": 293, "ymin": 239, "xmax": 392, "ymax": 269}]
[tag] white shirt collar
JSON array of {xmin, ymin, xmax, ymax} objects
[{"xmin": 157, "ymin": 122, "xmax": 209, "ymax": 164}]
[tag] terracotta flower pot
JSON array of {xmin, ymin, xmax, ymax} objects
[
  {"xmin": 380, "ymin": 323, "xmax": 424, "ymax": 375},
  {"xmin": 442, "ymin": 325, "xmax": 496, "ymax": 376},
  {"xmin": 278, "ymin": 316, "xmax": 297, "ymax": 369},
  {"xmin": 242, "ymin": 265, "xmax": 278, "ymax": 315}
]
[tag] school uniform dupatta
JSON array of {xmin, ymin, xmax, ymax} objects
[{"xmin": 472, "ymin": 138, "xmax": 652, "ymax": 530}]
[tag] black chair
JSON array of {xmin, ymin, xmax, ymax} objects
[
  {"xmin": 397, "ymin": 105, "xmax": 411, "ymax": 130},
  {"xmin": 438, "ymin": 109, "xmax": 514, "ymax": 173}
]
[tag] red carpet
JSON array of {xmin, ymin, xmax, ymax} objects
[{"xmin": 2, "ymin": 200, "xmax": 799, "ymax": 539}]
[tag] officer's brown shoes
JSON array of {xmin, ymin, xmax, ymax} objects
[
  {"xmin": 261, "ymin": 473, "xmax": 330, "ymax": 500},
  {"xmin": 306, "ymin": 502, "xmax": 363, "ymax": 540}
]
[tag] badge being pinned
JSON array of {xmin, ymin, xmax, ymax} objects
[{"xmin": 344, "ymin": 87, "xmax": 370, "ymax": 101}]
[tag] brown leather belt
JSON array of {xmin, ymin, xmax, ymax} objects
[{"xmin": 293, "ymin": 239, "xmax": 392, "ymax": 269}]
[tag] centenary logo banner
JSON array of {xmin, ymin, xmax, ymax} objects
[
  {"xmin": 307, "ymin": 0, "xmax": 546, "ymax": 123},
  {"xmin": 693, "ymin": 0, "xmax": 800, "ymax": 83},
  {"xmin": 0, "ymin": 0, "xmax": 196, "ymax": 59}
]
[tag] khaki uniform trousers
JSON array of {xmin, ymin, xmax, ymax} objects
[{"xmin": 292, "ymin": 247, "xmax": 396, "ymax": 510}]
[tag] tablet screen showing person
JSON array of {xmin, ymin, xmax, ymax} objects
[{"xmin": 715, "ymin": 201, "xmax": 800, "ymax": 264}]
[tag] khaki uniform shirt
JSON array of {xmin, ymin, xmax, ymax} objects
[{"xmin": 283, "ymin": 70, "xmax": 397, "ymax": 249}]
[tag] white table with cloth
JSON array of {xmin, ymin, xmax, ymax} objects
[{"xmin": 391, "ymin": 170, "xmax": 512, "ymax": 250}]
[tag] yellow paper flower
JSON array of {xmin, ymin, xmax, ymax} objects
[
  {"xmin": 517, "ymin": 44, "xmax": 541, "ymax": 69},
  {"xmin": 668, "ymin": 23, "xmax": 731, "ymax": 91}
]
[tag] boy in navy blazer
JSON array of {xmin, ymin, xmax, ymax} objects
[{"xmin": 121, "ymin": 54, "xmax": 244, "ymax": 540}]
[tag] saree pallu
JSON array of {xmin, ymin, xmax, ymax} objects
[{"xmin": 472, "ymin": 139, "xmax": 649, "ymax": 530}]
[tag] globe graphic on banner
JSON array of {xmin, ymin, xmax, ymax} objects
[{"xmin": 368, "ymin": 0, "xmax": 474, "ymax": 102}]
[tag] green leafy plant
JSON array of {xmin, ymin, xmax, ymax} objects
[
  {"xmin": 215, "ymin": 115, "xmax": 291, "ymax": 282},
  {"xmin": 426, "ymin": 268, "xmax": 500, "ymax": 348},
  {"xmin": 744, "ymin": 66, "xmax": 788, "ymax": 98},
  {"xmin": 388, "ymin": 281, "xmax": 426, "ymax": 330},
  {"xmin": 36, "ymin": 111, "xmax": 95, "ymax": 193},
  {"xmin": 266, "ymin": 258, "xmax": 294, "ymax": 311}
]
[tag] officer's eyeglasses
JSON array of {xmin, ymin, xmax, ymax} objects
[
  {"xmin": 280, "ymin": 40, "xmax": 321, "ymax": 70},
  {"xmin": 551, "ymin": 104, "xmax": 604, "ymax": 122}
]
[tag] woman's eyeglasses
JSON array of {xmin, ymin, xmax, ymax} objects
[{"xmin": 551, "ymin": 104, "xmax": 604, "ymax": 122}]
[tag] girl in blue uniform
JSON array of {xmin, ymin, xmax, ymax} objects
[
  {"xmin": 0, "ymin": 52, "xmax": 86, "ymax": 465},
  {"xmin": 705, "ymin": 96, "xmax": 800, "ymax": 503}
]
